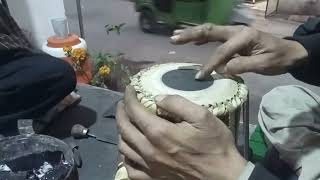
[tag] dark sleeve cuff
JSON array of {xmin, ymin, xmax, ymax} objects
[
  {"xmin": 285, "ymin": 34, "xmax": 320, "ymax": 86},
  {"xmin": 249, "ymin": 163, "xmax": 280, "ymax": 180}
]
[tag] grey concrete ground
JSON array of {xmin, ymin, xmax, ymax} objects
[{"xmin": 64, "ymin": 0, "xmax": 320, "ymax": 124}]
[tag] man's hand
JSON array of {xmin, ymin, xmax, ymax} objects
[
  {"xmin": 116, "ymin": 86, "xmax": 247, "ymax": 180},
  {"xmin": 171, "ymin": 23, "xmax": 308, "ymax": 79}
]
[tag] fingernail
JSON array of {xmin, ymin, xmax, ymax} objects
[
  {"xmin": 174, "ymin": 30, "xmax": 183, "ymax": 34},
  {"xmin": 156, "ymin": 108, "xmax": 168, "ymax": 117},
  {"xmin": 155, "ymin": 95, "xmax": 167, "ymax": 103},
  {"xmin": 170, "ymin": 35, "xmax": 180, "ymax": 41},
  {"xmin": 195, "ymin": 71, "xmax": 204, "ymax": 80}
]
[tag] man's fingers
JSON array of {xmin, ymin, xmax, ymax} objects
[
  {"xmin": 124, "ymin": 86, "xmax": 164, "ymax": 130},
  {"xmin": 194, "ymin": 39, "xmax": 209, "ymax": 46},
  {"xmin": 116, "ymin": 101, "xmax": 157, "ymax": 161},
  {"xmin": 155, "ymin": 95, "xmax": 210, "ymax": 124},
  {"xmin": 124, "ymin": 86, "xmax": 173, "ymax": 138},
  {"xmin": 119, "ymin": 136, "xmax": 149, "ymax": 169},
  {"xmin": 124, "ymin": 86, "xmax": 157, "ymax": 129},
  {"xmin": 196, "ymin": 30, "xmax": 252, "ymax": 79},
  {"xmin": 122, "ymin": 87, "xmax": 178, "ymax": 151},
  {"xmin": 171, "ymin": 24, "xmax": 243, "ymax": 45},
  {"xmin": 173, "ymin": 29, "xmax": 184, "ymax": 35},
  {"xmin": 170, "ymin": 24, "xmax": 211, "ymax": 44},
  {"xmin": 117, "ymin": 100, "xmax": 180, "ymax": 172},
  {"xmin": 170, "ymin": 25, "xmax": 203, "ymax": 44},
  {"xmin": 171, "ymin": 25, "xmax": 252, "ymax": 79},
  {"xmin": 124, "ymin": 158, "xmax": 153, "ymax": 180},
  {"xmin": 225, "ymin": 54, "xmax": 275, "ymax": 74}
]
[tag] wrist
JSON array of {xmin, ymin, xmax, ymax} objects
[
  {"xmin": 197, "ymin": 147, "xmax": 247, "ymax": 180},
  {"xmin": 283, "ymin": 39, "xmax": 309, "ymax": 69},
  {"xmin": 224, "ymin": 147, "xmax": 248, "ymax": 180}
]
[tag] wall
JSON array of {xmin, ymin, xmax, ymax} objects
[
  {"xmin": 7, "ymin": 0, "xmax": 66, "ymax": 49},
  {"xmin": 278, "ymin": 0, "xmax": 320, "ymax": 15}
]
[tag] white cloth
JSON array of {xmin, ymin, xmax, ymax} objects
[
  {"xmin": 258, "ymin": 85, "xmax": 320, "ymax": 180},
  {"xmin": 238, "ymin": 162, "xmax": 255, "ymax": 180}
]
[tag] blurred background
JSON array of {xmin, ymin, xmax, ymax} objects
[
  {"xmin": 6, "ymin": 0, "xmax": 320, "ymax": 124},
  {"xmin": 63, "ymin": 0, "xmax": 320, "ymax": 123}
]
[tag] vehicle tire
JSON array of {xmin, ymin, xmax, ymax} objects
[{"xmin": 139, "ymin": 10, "xmax": 156, "ymax": 33}]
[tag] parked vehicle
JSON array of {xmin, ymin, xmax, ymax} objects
[{"xmin": 135, "ymin": 0, "xmax": 236, "ymax": 33}]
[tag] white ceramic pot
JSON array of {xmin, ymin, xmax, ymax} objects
[{"xmin": 42, "ymin": 38, "xmax": 87, "ymax": 58}]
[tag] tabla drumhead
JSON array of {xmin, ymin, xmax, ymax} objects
[{"xmin": 130, "ymin": 63, "xmax": 248, "ymax": 116}]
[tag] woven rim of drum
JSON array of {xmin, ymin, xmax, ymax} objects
[{"xmin": 130, "ymin": 63, "xmax": 248, "ymax": 116}]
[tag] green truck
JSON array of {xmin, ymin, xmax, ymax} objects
[{"xmin": 135, "ymin": 0, "xmax": 237, "ymax": 33}]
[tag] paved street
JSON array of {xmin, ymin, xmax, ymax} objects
[{"xmin": 64, "ymin": 0, "xmax": 320, "ymax": 123}]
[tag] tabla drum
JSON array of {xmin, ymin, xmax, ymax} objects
[
  {"xmin": 131, "ymin": 63, "xmax": 248, "ymax": 127},
  {"xmin": 114, "ymin": 63, "xmax": 250, "ymax": 180}
]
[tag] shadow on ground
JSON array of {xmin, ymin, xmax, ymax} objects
[{"xmin": 45, "ymin": 105, "xmax": 97, "ymax": 139}]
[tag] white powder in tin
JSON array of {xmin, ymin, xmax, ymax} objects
[
  {"xmin": 33, "ymin": 162, "xmax": 53, "ymax": 178},
  {"xmin": 0, "ymin": 164, "xmax": 12, "ymax": 172}
]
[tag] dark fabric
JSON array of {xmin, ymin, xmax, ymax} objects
[
  {"xmin": 260, "ymin": 147, "xmax": 298, "ymax": 180},
  {"xmin": 0, "ymin": 4, "xmax": 31, "ymax": 52},
  {"xmin": 294, "ymin": 17, "xmax": 320, "ymax": 36},
  {"xmin": 0, "ymin": 51, "xmax": 76, "ymax": 124},
  {"xmin": 1, "ymin": 0, "xmax": 9, "ymax": 10},
  {"xmin": 249, "ymin": 163, "xmax": 281, "ymax": 180},
  {"xmin": 249, "ymin": 147, "xmax": 298, "ymax": 180},
  {"xmin": 287, "ymin": 17, "xmax": 320, "ymax": 86}
]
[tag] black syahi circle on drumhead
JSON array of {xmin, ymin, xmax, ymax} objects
[{"xmin": 161, "ymin": 69, "xmax": 214, "ymax": 91}]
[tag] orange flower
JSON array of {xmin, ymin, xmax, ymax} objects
[
  {"xmin": 98, "ymin": 65, "xmax": 111, "ymax": 76},
  {"xmin": 71, "ymin": 48, "xmax": 87, "ymax": 60},
  {"xmin": 63, "ymin": 46, "xmax": 72, "ymax": 53},
  {"xmin": 79, "ymin": 57, "xmax": 85, "ymax": 62}
]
